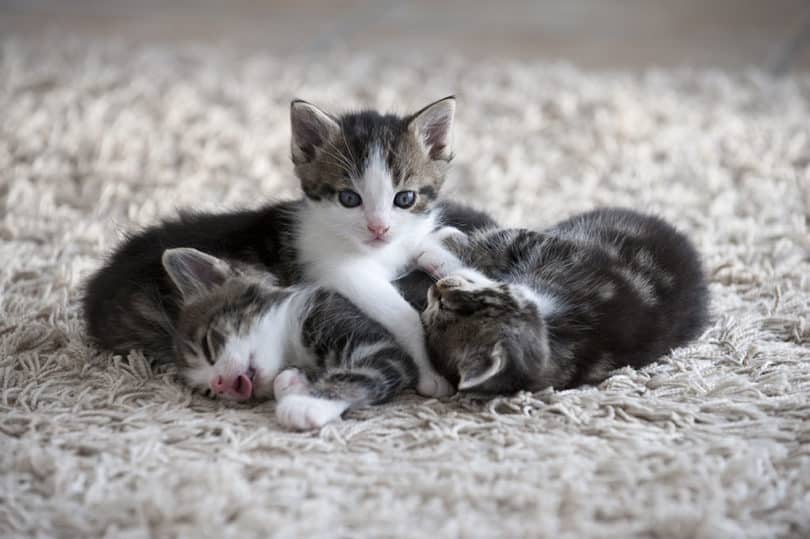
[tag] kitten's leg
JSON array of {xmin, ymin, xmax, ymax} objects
[
  {"xmin": 274, "ymin": 345, "xmax": 414, "ymax": 431},
  {"xmin": 274, "ymin": 368, "xmax": 350, "ymax": 431},
  {"xmin": 415, "ymin": 226, "xmax": 467, "ymax": 279},
  {"xmin": 327, "ymin": 268, "xmax": 453, "ymax": 397}
]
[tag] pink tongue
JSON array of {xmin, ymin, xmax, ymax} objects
[{"xmin": 232, "ymin": 374, "xmax": 253, "ymax": 400}]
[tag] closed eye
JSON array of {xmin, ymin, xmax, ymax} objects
[
  {"xmin": 201, "ymin": 333, "xmax": 215, "ymax": 365},
  {"xmin": 204, "ymin": 327, "xmax": 227, "ymax": 365}
]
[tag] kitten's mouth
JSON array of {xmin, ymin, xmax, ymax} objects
[
  {"xmin": 230, "ymin": 366, "xmax": 258, "ymax": 401},
  {"xmin": 365, "ymin": 237, "xmax": 389, "ymax": 246},
  {"xmin": 246, "ymin": 365, "xmax": 258, "ymax": 397}
]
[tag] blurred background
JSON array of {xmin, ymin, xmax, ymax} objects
[{"xmin": 1, "ymin": 0, "xmax": 809, "ymax": 73}]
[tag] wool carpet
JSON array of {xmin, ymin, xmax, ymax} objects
[{"xmin": 1, "ymin": 38, "xmax": 809, "ymax": 539}]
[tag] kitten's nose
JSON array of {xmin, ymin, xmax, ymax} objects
[
  {"xmin": 212, "ymin": 376, "xmax": 226, "ymax": 392},
  {"xmin": 210, "ymin": 374, "xmax": 253, "ymax": 400},
  {"xmin": 367, "ymin": 223, "xmax": 390, "ymax": 238}
]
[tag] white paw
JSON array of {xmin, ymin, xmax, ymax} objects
[
  {"xmin": 414, "ymin": 227, "xmax": 466, "ymax": 278},
  {"xmin": 445, "ymin": 268, "xmax": 496, "ymax": 288},
  {"xmin": 416, "ymin": 246, "xmax": 461, "ymax": 279},
  {"xmin": 436, "ymin": 275, "xmax": 466, "ymax": 291},
  {"xmin": 275, "ymin": 395, "xmax": 347, "ymax": 431},
  {"xmin": 434, "ymin": 226, "xmax": 467, "ymax": 243},
  {"xmin": 273, "ymin": 368, "xmax": 310, "ymax": 400},
  {"xmin": 416, "ymin": 371, "xmax": 455, "ymax": 398}
]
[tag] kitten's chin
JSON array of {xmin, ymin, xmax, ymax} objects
[{"xmin": 364, "ymin": 237, "xmax": 390, "ymax": 248}]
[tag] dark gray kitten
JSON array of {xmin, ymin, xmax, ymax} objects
[
  {"xmin": 162, "ymin": 248, "xmax": 418, "ymax": 430},
  {"xmin": 417, "ymin": 208, "xmax": 710, "ymax": 394}
]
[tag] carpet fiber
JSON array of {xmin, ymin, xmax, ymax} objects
[{"xmin": 1, "ymin": 39, "xmax": 809, "ymax": 538}]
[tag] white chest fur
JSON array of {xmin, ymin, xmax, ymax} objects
[{"xmin": 296, "ymin": 202, "xmax": 438, "ymax": 282}]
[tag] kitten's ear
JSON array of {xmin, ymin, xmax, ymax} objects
[
  {"xmin": 408, "ymin": 96, "xmax": 455, "ymax": 161},
  {"xmin": 458, "ymin": 341, "xmax": 507, "ymax": 390},
  {"xmin": 162, "ymin": 248, "xmax": 232, "ymax": 300},
  {"xmin": 290, "ymin": 99, "xmax": 341, "ymax": 164}
]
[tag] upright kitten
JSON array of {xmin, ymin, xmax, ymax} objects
[
  {"xmin": 83, "ymin": 98, "xmax": 495, "ymax": 397},
  {"xmin": 162, "ymin": 248, "xmax": 418, "ymax": 430},
  {"xmin": 417, "ymin": 208, "xmax": 710, "ymax": 394},
  {"xmin": 290, "ymin": 97, "xmax": 458, "ymax": 396}
]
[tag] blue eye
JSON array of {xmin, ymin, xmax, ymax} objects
[
  {"xmin": 338, "ymin": 189, "xmax": 362, "ymax": 208},
  {"xmin": 393, "ymin": 190, "xmax": 416, "ymax": 209}
]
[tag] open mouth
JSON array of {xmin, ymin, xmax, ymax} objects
[
  {"xmin": 247, "ymin": 365, "xmax": 259, "ymax": 393},
  {"xmin": 234, "ymin": 366, "xmax": 258, "ymax": 400}
]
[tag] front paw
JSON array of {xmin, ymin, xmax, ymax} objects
[
  {"xmin": 416, "ymin": 371, "xmax": 455, "ymax": 398},
  {"xmin": 426, "ymin": 225, "xmax": 463, "ymax": 243},
  {"xmin": 415, "ymin": 250, "xmax": 449, "ymax": 279},
  {"xmin": 415, "ymin": 245, "xmax": 462, "ymax": 279},
  {"xmin": 275, "ymin": 395, "xmax": 346, "ymax": 431},
  {"xmin": 273, "ymin": 368, "xmax": 310, "ymax": 400}
]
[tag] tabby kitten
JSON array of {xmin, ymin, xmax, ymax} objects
[
  {"xmin": 84, "ymin": 97, "xmax": 494, "ymax": 398},
  {"xmin": 162, "ymin": 247, "xmax": 418, "ymax": 430},
  {"xmin": 417, "ymin": 208, "xmax": 710, "ymax": 394}
]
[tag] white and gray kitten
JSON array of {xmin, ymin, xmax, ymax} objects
[
  {"xmin": 162, "ymin": 248, "xmax": 418, "ymax": 430},
  {"xmin": 290, "ymin": 97, "xmax": 458, "ymax": 397},
  {"xmin": 418, "ymin": 208, "xmax": 710, "ymax": 394}
]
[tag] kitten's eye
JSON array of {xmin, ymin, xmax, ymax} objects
[
  {"xmin": 202, "ymin": 328, "xmax": 225, "ymax": 365},
  {"xmin": 393, "ymin": 190, "xmax": 416, "ymax": 209},
  {"xmin": 201, "ymin": 334, "xmax": 214, "ymax": 364},
  {"xmin": 338, "ymin": 189, "xmax": 362, "ymax": 208}
]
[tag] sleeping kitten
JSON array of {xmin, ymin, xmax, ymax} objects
[
  {"xmin": 417, "ymin": 208, "xmax": 710, "ymax": 394},
  {"xmin": 83, "ymin": 97, "xmax": 496, "ymax": 398},
  {"xmin": 162, "ymin": 247, "xmax": 418, "ymax": 430}
]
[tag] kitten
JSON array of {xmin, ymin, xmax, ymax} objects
[
  {"xmin": 83, "ymin": 97, "xmax": 497, "ymax": 397},
  {"xmin": 417, "ymin": 208, "xmax": 710, "ymax": 394},
  {"xmin": 162, "ymin": 247, "xmax": 418, "ymax": 430},
  {"xmin": 289, "ymin": 97, "xmax": 458, "ymax": 397}
]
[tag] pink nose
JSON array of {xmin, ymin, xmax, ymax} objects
[
  {"xmin": 367, "ymin": 223, "xmax": 390, "ymax": 237},
  {"xmin": 211, "ymin": 374, "xmax": 253, "ymax": 401}
]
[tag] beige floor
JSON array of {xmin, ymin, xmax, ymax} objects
[
  {"xmin": 2, "ymin": 0, "xmax": 809, "ymax": 71},
  {"xmin": 2, "ymin": 40, "xmax": 809, "ymax": 538}
]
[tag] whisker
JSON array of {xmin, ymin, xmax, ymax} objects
[
  {"xmin": 339, "ymin": 131, "xmax": 361, "ymax": 178},
  {"xmin": 322, "ymin": 140, "xmax": 359, "ymax": 178},
  {"xmin": 319, "ymin": 149, "xmax": 353, "ymax": 176}
]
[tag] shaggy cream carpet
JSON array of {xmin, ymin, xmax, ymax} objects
[{"xmin": 1, "ymin": 38, "xmax": 809, "ymax": 539}]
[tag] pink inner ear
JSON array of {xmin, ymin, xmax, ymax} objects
[{"xmin": 423, "ymin": 119, "xmax": 450, "ymax": 159}]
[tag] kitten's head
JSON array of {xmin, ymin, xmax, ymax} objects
[
  {"xmin": 290, "ymin": 96, "xmax": 455, "ymax": 250},
  {"xmin": 162, "ymin": 248, "xmax": 288, "ymax": 401},
  {"xmin": 421, "ymin": 270, "xmax": 550, "ymax": 395}
]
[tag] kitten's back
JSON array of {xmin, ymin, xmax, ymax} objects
[
  {"xmin": 543, "ymin": 208, "xmax": 709, "ymax": 386},
  {"xmin": 549, "ymin": 207, "xmax": 709, "ymax": 346},
  {"xmin": 82, "ymin": 201, "xmax": 301, "ymax": 359}
]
